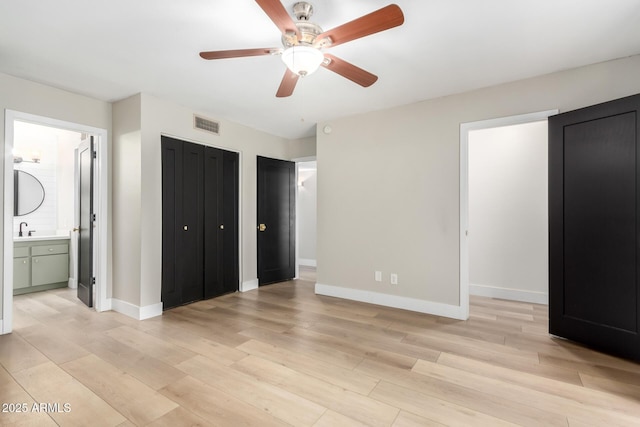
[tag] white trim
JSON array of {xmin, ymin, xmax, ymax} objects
[
  {"xmin": 68, "ymin": 278, "xmax": 78, "ymax": 289},
  {"xmin": 299, "ymin": 258, "xmax": 317, "ymax": 267},
  {"xmin": 315, "ymin": 283, "xmax": 467, "ymax": 320},
  {"xmin": 470, "ymin": 283, "xmax": 548, "ymax": 305},
  {"xmin": 241, "ymin": 279, "xmax": 259, "ymax": 292},
  {"xmin": 111, "ymin": 298, "xmax": 162, "ymax": 320},
  {"xmin": 2, "ymin": 110, "xmax": 109, "ymax": 335},
  {"xmin": 459, "ymin": 109, "xmax": 558, "ymax": 321}
]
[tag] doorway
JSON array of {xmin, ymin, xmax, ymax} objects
[
  {"xmin": 459, "ymin": 110, "xmax": 557, "ymax": 319},
  {"xmin": 2, "ymin": 110, "xmax": 108, "ymax": 334}
]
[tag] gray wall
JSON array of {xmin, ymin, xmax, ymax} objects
[{"xmin": 316, "ymin": 54, "xmax": 640, "ymax": 317}]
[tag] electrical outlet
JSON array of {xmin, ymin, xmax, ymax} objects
[
  {"xmin": 375, "ymin": 271, "xmax": 382, "ymax": 282},
  {"xmin": 390, "ymin": 273, "xmax": 398, "ymax": 285}
]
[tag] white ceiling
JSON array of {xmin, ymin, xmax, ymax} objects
[{"xmin": 1, "ymin": 1, "xmax": 639, "ymax": 140}]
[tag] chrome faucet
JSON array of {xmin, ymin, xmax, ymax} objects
[{"xmin": 19, "ymin": 221, "xmax": 27, "ymax": 237}]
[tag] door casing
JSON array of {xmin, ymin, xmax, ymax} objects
[
  {"xmin": 2, "ymin": 110, "xmax": 108, "ymax": 334},
  {"xmin": 459, "ymin": 109, "xmax": 558, "ymax": 320}
]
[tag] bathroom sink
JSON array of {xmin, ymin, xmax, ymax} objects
[{"xmin": 14, "ymin": 234, "xmax": 70, "ymax": 242}]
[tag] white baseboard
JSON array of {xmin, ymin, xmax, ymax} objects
[
  {"xmin": 0, "ymin": 319, "xmax": 4, "ymax": 335},
  {"xmin": 111, "ymin": 298, "xmax": 163, "ymax": 320},
  {"xmin": 68, "ymin": 278, "xmax": 77, "ymax": 289},
  {"xmin": 299, "ymin": 258, "xmax": 317, "ymax": 267},
  {"xmin": 241, "ymin": 279, "xmax": 259, "ymax": 292},
  {"xmin": 470, "ymin": 283, "xmax": 548, "ymax": 305},
  {"xmin": 315, "ymin": 283, "xmax": 467, "ymax": 320}
]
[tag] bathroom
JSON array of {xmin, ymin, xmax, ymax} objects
[{"xmin": 12, "ymin": 120, "xmax": 82, "ymax": 294}]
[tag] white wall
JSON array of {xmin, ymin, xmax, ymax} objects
[
  {"xmin": 298, "ymin": 161, "xmax": 317, "ymax": 266},
  {"xmin": 0, "ymin": 72, "xmax": 111, "ymax": 328},
  {"xmin": 468, "ymin": 121, "xmax": 548, "ymax": 303},
  {"xmin": 316, "ymin": 54, "xmax": 640, "ymax": 319}
]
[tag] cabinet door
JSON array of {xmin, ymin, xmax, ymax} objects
[
  {"xmin": 32, "ymin": 254, "xmax": 69, "ymax": 286},
  {"xmin": 14, "ymin": 257, "xmax": 30, "ymax": 289}
]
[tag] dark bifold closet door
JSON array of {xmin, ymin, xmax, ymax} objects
[
  {"xmin": 549, "ymin": 93, "xmax": 640, "ymax": 361},
  {"xmin": 161, "ymin": 136, "xmax": 238, "ymax": 310}
]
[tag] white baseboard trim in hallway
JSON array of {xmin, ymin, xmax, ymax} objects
[
  {"xmin": 470, "ymin": 283, "xmax": 548, "ymax": 305},
  {"xmin": 299, "ymin": 258, "xmax": 317, "ymax": 267},
  {"xmin": 111, "ymin": 298, "xmax": 163, "ymax": 320},
  {"xmin": 315, "ymin": 282, "xmax": 467, "ymax": 320},
  {"xmin": 241, "ymin": 279, "xmax": 259, "ymax": 292}
]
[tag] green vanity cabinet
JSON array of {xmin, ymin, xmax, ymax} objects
[{"xmin": 13, "ymin": 239, "xmax": 70, "ymax": 295}]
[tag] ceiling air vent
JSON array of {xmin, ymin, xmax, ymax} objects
[{"xmin": 194, "ymin": 115, "xmax": 220, "ymax": 135}]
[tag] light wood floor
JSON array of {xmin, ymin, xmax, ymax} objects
[{"xmin": 2, "ymin": 271, "xmax": 640, "ymax": 426}]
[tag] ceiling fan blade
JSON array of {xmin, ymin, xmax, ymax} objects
[
  {"xmin": 255, "ymin": 0, "xmax": 300, "ymax": 39},
  {"xmin": 322, "ymin": 54, "xmax": 378, "ymax": 87},
  {"xmin": 199, "ymin": 48, "xmax": 277, "ymax": 60},
  {"xmin": 315, "ymin": 4, "xmax": 404, "ymax": 48},
  {"xmin": 276, "ymin": 68, "xmax": 299, "ymax": 97}
]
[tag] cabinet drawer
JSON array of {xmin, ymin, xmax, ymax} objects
[
  {"xmin": 32, "ymin": 254, "xmax": 69, "ymax": 286},
  {"xmin": 14, "ymin": 247, "xmax": 30, "ymax": 258},
  {"xmin": 31, "ymin": 244, "xmax": 69, "ymax": 256}
]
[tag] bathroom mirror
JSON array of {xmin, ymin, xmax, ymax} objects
[{"xmin": 14, "ymin": 170, "xmax": 45, "ymax": 216}]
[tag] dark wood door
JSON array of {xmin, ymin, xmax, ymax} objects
[
  {"xmin": 161, "ymin": 137, "xmax": 204, "ymax": 309},
  {"xmin": 257, "ymin": 156, "xmax": 295, "ymax": 285},
  {"xmin": 222, "ymin": 150, "xmax": 240, "ymax": 293},
  {"xmin": 549, "ymin": 93, "xmax": 640, "ymax": 361},
  {"xmin": 77, "ymin": 136, "xmax": 94, "ymax": 307},
  {"xmin": 203, "ymin": 146, "xmax": 237, "ymax": 298},
  {"xmin": 162, "ymin": 136, "xmax": 238, "ymax": 310}
]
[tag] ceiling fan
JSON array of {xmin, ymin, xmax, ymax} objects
[{"xmin": 199, "ymin": 0, "xmax": 405, "ymax": 97}]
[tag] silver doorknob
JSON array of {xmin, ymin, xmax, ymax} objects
[
  {"xmin": 183, "ymin": 225, "xmax": 188, "ymax": 231},
  {"xmin": 220, "ymin": 224, "xmax": 224, "ymax": 230}
]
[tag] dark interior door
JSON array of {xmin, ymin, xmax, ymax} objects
[
  {"xmin": 77, "ymin": 136, "xmax": 94, "ymax": 307},
  {"xmin": 257, "ymin": 156, "xmax": 295, "ymax": 285},
  {"xmin": 549, "ymin": 93, "xmax": 640, "ymax": 360}
]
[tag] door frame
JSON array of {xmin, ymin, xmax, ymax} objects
[
  {"xmin": 2, "ymin": 110, "xmax": 108, "ymax": 334},
  {"xmin": 459, "ymin": 109, "xmax": 557, "ymax": 320},
  {"xmin": 293, "ymin": 155, "xmax": 316, "ymax": 280}
]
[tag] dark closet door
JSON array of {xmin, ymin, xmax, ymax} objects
[
  {"xmin": 204, "ymin": 146, "xmax": 224, "ymax": 298},
  {"xmin": 257, "ymin": 156, "xmax": 295, "ymax": 285},
  {"xmin": 77, "ymin": 136, "xmax": 94, "ymax": 307},
  {"xmin": 549, "ymin": 94, "xmax": 640, "ymax": 360},
  {"xmin": 162, "ymin": 136, "xmax": 238, "ymax": 310},
  {"xmin": 161, "ymin": 137, "xmax": 204, "ymax": 309},
  {"xmin": 222, "ymin": 150, "xmax": 240, "ymax": 294}
]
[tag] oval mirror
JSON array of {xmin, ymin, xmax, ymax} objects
[{"xmin": 14, "ymin": 170, "xmax": 45, "ymax": 216}]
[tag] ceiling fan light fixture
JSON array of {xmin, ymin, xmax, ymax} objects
[{"xmin": 281, "ymin": 45, "xmax": 324, "ymax": 77}]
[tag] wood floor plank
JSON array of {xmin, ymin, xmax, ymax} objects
[
  {"xmin": 233, "ymin": 355, "xmax": 399, "ymax": 427},
  {"xmin": 236, "ymin": 338, "xmax": 380, "ymax": 395},
  {"xmin": 104, "ymin": 325, "xmax": 196, "ymax": 366},
  {"xmin": 370, "ymin": 380, "xmax": 518, "ymax": 427},
  {"xmin": 413, "ymin": 357, "xmax": 640, "ymax": 425},
  {"xmin": 358, "ymin": 358, "xmax": 566, "ymax": 426},
  {"xmin": 392, "ymin": 410, "xmax": 447, "ymax": 427},
  {"xmin": 60, "ymin": 354, "xmax": 178, "ymax": 425},
  {"xmin": 12, "ymin": 361, "xmax": 126, "ymax": 426},
  {"xmin": 177, "ymin": 354, "xmax": 327, "ymax": 426},
  {"xmin": 0, "ymin": 332, "xmax": 49, "ymax": 373},
  {"xmin": 159, "ymin": 376, "xmax": 289, "ymax": 426}
]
